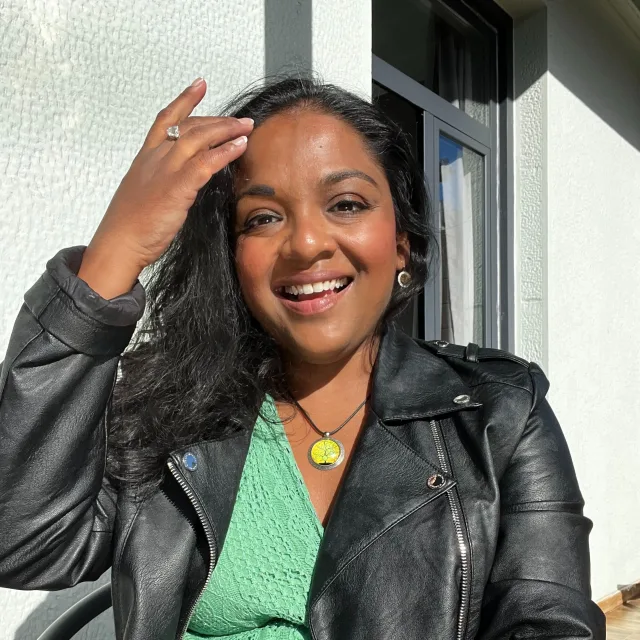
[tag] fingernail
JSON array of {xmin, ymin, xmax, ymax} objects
[
  {"xmin": 190, "ymin": 77, "xmax": 204, "ymax": 88},
  {"xmin": 238, "ymin": 117, "xmax": 254, "ymax": 126},
  {"xmin": 231, "ymin": 136, "xmax": 248, "ymax": 146}
]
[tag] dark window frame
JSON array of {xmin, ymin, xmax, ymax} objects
[{"xmin": 373, "ymin": 0, "xmax": 514, "ymax": 350}]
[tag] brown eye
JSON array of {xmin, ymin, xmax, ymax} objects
[
  {"xmin": 244, "ymin": 213, "xmax": 281, "ymax": 230},
  {"xmin": 330, "ymin": 200, "xmax": 368, "ymax": 214}
]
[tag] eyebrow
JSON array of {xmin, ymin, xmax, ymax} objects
[
  {"xmin": 237, "ymin": 184, "xmax": 276, "ymax": 198},
  {"xmin": 321, "ymin": 169, "xmax": 378, "ymax": 188},
  {"xmin": 236, "ymin": 169, "xmax": 378, "ymax": 200}
]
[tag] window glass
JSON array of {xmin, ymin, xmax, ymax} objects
[
  {"xmin": 372, "ymin": 82, "xmax": 422, "ymax": 162},
  {"xmin": 439, "ymin": 134, "xmax": 485, "ymax": 345},
  {"xmin": 373, "ymin": 0, "xmax": 489, "ymax": 125}
]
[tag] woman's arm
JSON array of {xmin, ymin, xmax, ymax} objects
[
  {"xmin": 476, "ymin": 363, "xmax": 606, "ymax": 639},
  {"xmin": 0, "ymin": 245, "xmax": 145, "ymax": 590}
]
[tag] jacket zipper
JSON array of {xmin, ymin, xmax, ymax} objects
[
  {"xmin": 166, "ymin": 459, "xmax": 217, "ymax": 640},
  {"xmin": 429, "ymin": 420, "xmax": 470, "ymax": 640}
]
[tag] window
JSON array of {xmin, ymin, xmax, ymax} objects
[{"xmin": 373, "ymin": 0, "xmax": 513, "ymax": 349}]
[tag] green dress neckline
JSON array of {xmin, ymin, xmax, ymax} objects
[{"xmin": 184, "ymin": 394, "xmax": 324, "ymax": 639}]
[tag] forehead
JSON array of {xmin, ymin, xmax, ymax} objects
[{"xmin": 235, "ymin": 109, "xmax": 384, "ymax": 188}]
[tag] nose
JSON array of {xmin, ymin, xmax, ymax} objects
[{"xmin": 281, "ymin": 207, "xmax": 337, "ymax": 264}]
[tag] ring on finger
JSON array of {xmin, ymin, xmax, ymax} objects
[{"xmin": 166, "ymin": 125, "xmax": 180, "ymax": 141}]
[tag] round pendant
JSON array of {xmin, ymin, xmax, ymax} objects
[{"xmin": 308, "ymin": 436, "xmax": 345, "ymax": 470}]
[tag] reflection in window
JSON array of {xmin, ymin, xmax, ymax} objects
[{"xmin": 439, "ymin": 135, "xmax": 485, "ymax": 345}]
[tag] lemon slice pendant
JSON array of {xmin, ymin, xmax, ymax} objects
[{"xmin": 308, "ymin": 434, "xmax": 345, "ymax": 470}]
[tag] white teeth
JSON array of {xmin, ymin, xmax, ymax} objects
[{"xmin": 282, "ymin": 277, "xmax": 350, "ymax": 297}]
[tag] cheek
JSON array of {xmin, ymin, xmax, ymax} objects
[
  {"xmin": 234, "ymin": 239, "xmax": 273, "ymax": 307},
  {"xmin": 352, "ymin": 214, "xmax": 399, "ymax": 271}
]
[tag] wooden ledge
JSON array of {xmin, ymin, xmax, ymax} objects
[{"xmin": 599, "ymin": 579, "xmax": 640, "ymax": 614}]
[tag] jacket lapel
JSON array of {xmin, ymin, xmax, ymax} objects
[
  {"xmin": 307, "ymin": 325, "xmax": 482, "ymax": 617},
  {"xmin": 168, "ymin": 427, "xmax": 254, "ymax": 560}
]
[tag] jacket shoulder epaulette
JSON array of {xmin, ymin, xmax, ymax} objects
[
  {"xmin": 421, "ymin": 339, "xmax": 530, "ymax": 368},
  {"xmin": 416, "ymin": 338, "xmax": 540, "ymax": 396}
]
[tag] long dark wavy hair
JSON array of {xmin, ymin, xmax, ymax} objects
[{"xmin": 107, "ymin": 72, "xmax": 436, "ymax": 498}]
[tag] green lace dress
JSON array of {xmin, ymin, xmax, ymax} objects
[{"xmin": 184, "ymin": 395, "xmax": 325, "ymax": 639}]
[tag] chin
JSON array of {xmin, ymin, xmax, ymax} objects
[
  {"xmin": 288, "ymin": 342, "xmax": 353, "ymax": 365},
  {"xmin": 277, "ymin": 324, "xmax": 375, "ymax": 365},
  {"xmin": 248, "ymin": 295, "xmax": 383, "ymax": 365}
]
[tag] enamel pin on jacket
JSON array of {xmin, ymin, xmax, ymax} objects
[{"xmin": 0, "ymin": 246, "xmax": 606, "ymax": 639}]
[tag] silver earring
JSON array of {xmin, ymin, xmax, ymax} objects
[{"xmin": 397, "ymin": 270, "xmax": 411, "ymax": 288}]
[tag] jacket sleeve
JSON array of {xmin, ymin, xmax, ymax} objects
[
  {"xmin": 0, "ymin": 245, "xmax": 146, "ymax": 590},
  {"xmin": 476, "ymin": 362, "xmax": 606, "ymax": 639}
]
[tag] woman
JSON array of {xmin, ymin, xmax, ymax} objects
[{"xmin": 0, "ymin": 75, "xmax": 605, "ymax": 640}]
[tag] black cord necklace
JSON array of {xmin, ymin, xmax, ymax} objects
[{"xmin": 293, "ymin": 395, "xmax": 369, "ymax": 470}]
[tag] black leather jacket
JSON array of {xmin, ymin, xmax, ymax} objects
[{"xmin": 0, "ymin": 246, "xmax": 606, "ymax": 640}]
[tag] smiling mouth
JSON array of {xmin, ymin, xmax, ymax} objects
[
  {"xmin": 275, "ymin": 277, "xmax": 353, "ymax": 302},
  {"xmin": 273, "ymin": 277, "xmax": 354, "ymax": 315}
]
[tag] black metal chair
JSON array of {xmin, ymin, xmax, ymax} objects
[{"xmin": 36, "ymin": 583, "xmax": 112, "ymax": 640}]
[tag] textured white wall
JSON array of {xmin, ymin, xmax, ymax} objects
[
  {"xmin": 546, "ymin": 0, "xmax": 640, "ymax": 601},
  {"xmin": 312, "ymin": 0, "xmax": 372, "ymax": 98},
  {"xmin": 514, "ymin": 0, "xmax": 640, "ymax": 601},
  {"xmin": 0, "ymin": 0, "xmax": 370, "ymax": 638}
]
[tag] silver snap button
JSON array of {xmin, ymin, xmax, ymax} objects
[
  {"xmin": 182, "ymin": 452, "xmax": 198, "ymax": 471},
  {"xmin": 435, "ymin": 340, "xmax": 449, "ymax": 348},
  {"xmin": 453, "ymin": 394, "xmax": 471, "ymax": 404},
  {"xmin": 427, "ymin": 473, "xmax": 445, "ymax": 489}
]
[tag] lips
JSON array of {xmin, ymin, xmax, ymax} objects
[
  {"xmin": 274, "ymin": 278, "xmax": 354, "ymax": 315},
  {"xmin": 277, "ymin": 277, "xmax": 351, "ymax": 299}
]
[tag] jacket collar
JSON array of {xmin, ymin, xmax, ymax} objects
[{"xmin": 370, "ymin": 323, "xmax": 481, "ymax": 423}]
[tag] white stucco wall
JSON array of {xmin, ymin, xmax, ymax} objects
[
  {"xmin": 0, "ymin": 1, "xmax": 370, "ymax": 637},
  {"xmin": 514, "ymin": 0, "xmax": 640, "ymax": 601}
]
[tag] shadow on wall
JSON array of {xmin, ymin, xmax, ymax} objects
[
  {"xmin": 13, "ymin": 573, "xmax": 114, "ymax": 640},
  {"xmin": 264, "ymin": 0, "xmax": 312, "ymax": 76},
  {"xmin": 516, "ymin": 1, "xmax": 640, "ymax": 154},
  {"xmin": 547, "ymin": 0, "xmax": 640, "ymax": 154}
]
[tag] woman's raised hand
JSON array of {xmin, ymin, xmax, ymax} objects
[{"xmin": 78, "ymin": 78, "xmax": 253, "ymax": 299}]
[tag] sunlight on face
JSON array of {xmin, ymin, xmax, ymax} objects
[{"xmin": 233, "ymin": 109, "xmax": 409, "ymax": 365}]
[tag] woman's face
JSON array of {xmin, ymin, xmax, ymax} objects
[{"xmin": 233, "ymin": 108, "xmax": 409, "ymax": 365}]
